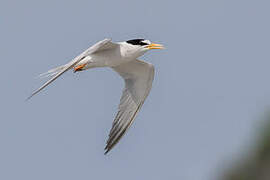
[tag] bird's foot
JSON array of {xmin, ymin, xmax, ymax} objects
[{"xmin": 73, "ymin": 63, "xmax": 87, "ymax": 72}]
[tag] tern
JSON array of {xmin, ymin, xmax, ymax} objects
[{"xmin": 28, "ymin": 38, "xmax": 163, "ymax": 154}]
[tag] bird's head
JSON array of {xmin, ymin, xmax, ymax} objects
[{"xmin": 122, "ymin": 39, "xmax": 164, "ymax": 58}]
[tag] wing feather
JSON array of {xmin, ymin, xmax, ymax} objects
[
  {"xmin": 105, "ymin": 59, "xmax": 155, "ymax": 154},
  {"xmin": 27, "ymin": 39, "xmax": 116, "ymax": 100}
]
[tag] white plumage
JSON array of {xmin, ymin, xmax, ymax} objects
[{"xmin": 28, "ymin": 38, "xmax": 163, "ymax": 154}]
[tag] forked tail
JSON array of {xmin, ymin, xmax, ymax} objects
[
  {"xmin": 27, "ymin": 57, "xmax": 85, "ymax": 100},
  {"xmin": 37, "ymin": 64, "xmax": 67, "ymax": 79}
]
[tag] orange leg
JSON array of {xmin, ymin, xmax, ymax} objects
[{"xmin": 73, "ymin": 63, "xmax": 87, "ymax": 72}]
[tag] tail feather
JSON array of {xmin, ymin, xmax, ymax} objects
[
  {"xmin": 27, "ymin": 59, "xmax": 83, "ymax": 100},
  {"xmin": 37, "ymin": 64, "xmax": 67, "ymax": 79},
  {"xmin": 27, "ymin": 50, "xmax": 88, "ymax": 100}
]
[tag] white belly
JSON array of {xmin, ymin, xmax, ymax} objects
[{"xmin": 79, "ymin": 48, "xmax": 132, "ymax": 70}]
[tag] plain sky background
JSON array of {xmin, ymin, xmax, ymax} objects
[{"xmin": 1, "ymin": 0, "xmax": 270, "ymax": 179}]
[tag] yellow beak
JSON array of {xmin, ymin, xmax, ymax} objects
[{"xmin": 147, "ymin": 43, "xmax": 164, "ymax": 49}]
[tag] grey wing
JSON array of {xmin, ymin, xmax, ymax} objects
[
  {"xmin": 105, "ymin": 59, "xmax": 155, "ymax": 154},
  {"xmin": 27, "ymin": 39, "xmax": 117, "ymax": 100},
  {"xmin": 83, "ymin": 38, "xmax": 118, "ymax": 55}
]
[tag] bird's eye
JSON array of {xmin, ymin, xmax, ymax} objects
[{"xmin": 126, "ymin": 39, "xmax": 148, "ymax": 46}]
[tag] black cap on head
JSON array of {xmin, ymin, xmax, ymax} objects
[{"xmin": 126, "ymin": 39, "xmax": 148, "ymax": 46}]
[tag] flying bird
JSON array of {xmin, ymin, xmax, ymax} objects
[{"xmin": 28, "ymin": 38, "xmax": 163, "ymax": 154}]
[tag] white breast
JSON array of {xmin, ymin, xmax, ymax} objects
[{"xmin": 80, "ymin": 43, "xmax": 143, "ymax": 70}]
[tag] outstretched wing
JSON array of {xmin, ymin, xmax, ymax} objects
[
  {"xmin": 27, "ymin": 38, "xmax": 116, "ymax": 100},
  {"xmin": 105, "ymin": 59, "xmax": 155, "ymax": 154}
]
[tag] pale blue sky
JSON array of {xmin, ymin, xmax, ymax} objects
[{"xmin": 1, "ymin": 0, "xmax": 270, "ymax": 179}]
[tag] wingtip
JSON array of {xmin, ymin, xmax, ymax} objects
[
  {"xmin": 26, "ymin": 90, "xmax": 38, "ymax": 101},
  {"xmin": 104, "ymin": 150, "xmax": 109, "ymax": 155},
  {"xmin": 104, "ymin": 145, "xmax": 111, "ymax": 155},
  {"xmin": 25, "ymin": 94, "xmax": 34, "ymax": 101}
]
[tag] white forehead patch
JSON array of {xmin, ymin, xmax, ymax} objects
[{"xmin": 142, "ymin": 40, "xmax": 151, "ymax": 45}]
